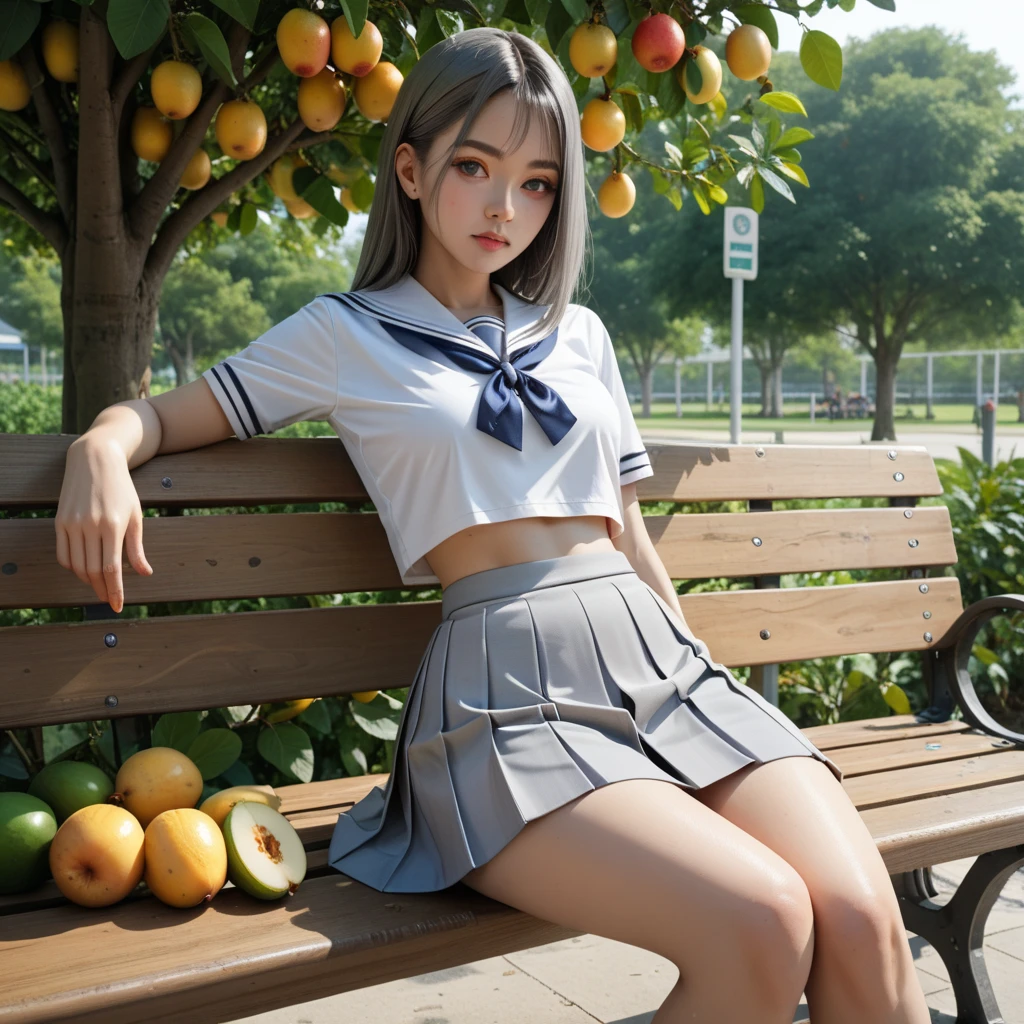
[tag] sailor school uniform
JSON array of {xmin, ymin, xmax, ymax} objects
[{"xmin": 202, "ymin": 272, "xmax": 655, "ymax": 587}]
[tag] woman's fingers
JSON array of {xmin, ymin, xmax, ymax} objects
[
  {"xmin": 102, "ymin": 523, "xmax": 126, "ymax": 613},
  {"xmin": 124, "ymin": 510, "xmax": 153, "ymax": 577},
  {"xmin": 67, "ymin": 527, "xmax": 89, "ymax": 589},
  {"xmin": 84, "ymin": 529, "xmax": 109, "ymax": 606},
  {"xmin": 55, "ymin": 520, "xmax": 71, "ymax": 572}
]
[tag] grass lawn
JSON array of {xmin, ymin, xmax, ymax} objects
[{"xmin": 632, "ymin": 401, "xmax": 1024, "ymax": 432}]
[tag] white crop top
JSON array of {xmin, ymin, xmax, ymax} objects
[{"xmin": 201, "ymin": 272, "xmax": 654, "ymax": 587}]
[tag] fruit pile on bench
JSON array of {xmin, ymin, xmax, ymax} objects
[{"xmin": 1, "ymin": 433, "xmax": 1022, "ymax": 1024}]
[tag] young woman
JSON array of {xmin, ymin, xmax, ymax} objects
[{"xmin": 55, "ymin": 27, "xmax": 931, "ymax": 1024}]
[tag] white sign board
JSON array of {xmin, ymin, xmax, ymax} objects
[{"xmin": 723, "ymin": 207, "xmax": 758, "ymax": 280}]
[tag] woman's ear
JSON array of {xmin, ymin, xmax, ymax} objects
[{"xmin": 394, "ymin": 143, "xmax": 419, "ymax": 200}]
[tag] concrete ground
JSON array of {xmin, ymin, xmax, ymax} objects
[
  {"xmin": 240, "ymin": 856, "xmax": 1024, "ymax": 1024},
  {"xmin": 636, "ymin": 423, "xmax": 1024, "ymax": 464}
]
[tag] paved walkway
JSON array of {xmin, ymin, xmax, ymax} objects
[
  {"xmin": 241, "ymin": 856, "xmax": 1024, "ymax": 1024},
  {"xmin": 638, "ymin": 424, "xmax": 1024, "ymax": 464}
]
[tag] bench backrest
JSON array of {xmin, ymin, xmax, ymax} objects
[{"xmin": 0, "ymin": 434, "xmax": 961, "ymax": 732}]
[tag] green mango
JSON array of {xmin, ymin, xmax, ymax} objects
[
  {"xmin": 0, "ymin": 792, "xmax": 58, "ymax": 895},
  {"xmin": 27, "ymin": 762, "xmax": 114, "ymax": 824}
]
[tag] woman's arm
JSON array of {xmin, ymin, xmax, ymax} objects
[
  {"xmin": 611, "ymin": 482, "xmax": 688, "ymax": 627},
  {"xmin": 57, "ymin": 378, "xmax": 236, "ymax": 613}
]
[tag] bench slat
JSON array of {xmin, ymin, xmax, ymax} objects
[
  {"xmin": 0, "ymin": 506, "xmax": 957, "ymax": 610},
  {"xmin": 0, "ymin": 579, "xmax": 963, "ymax": 729},
  {"xmin": 0, "ymin": 435, "xmax": 943, "ymax": 508},
  {"xmin": 828, "ymin": 729, "xmax": 1018, "ymax": 777},
  {"xmin": 801, "ymin": 716, "xmax": 972, "ymax": 749},
  {"xmin": 0, "ymin": 873, "xmax": 578, "ymax": 1024}
]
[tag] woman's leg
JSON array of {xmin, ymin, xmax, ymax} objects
[
  {"xmin": 460, "ymin": 777, "xmax": 816, "ymax": 1023},
  {"xmin": 690, "ymin": 755, "xmax": 932, "ymax": 1024}
]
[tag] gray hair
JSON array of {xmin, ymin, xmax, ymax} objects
[{"xmin": 350, "ymin": 27, "xmax": 591, "ymax": 347}]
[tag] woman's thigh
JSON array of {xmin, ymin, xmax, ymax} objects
[
  {"xmin": 690, "ymin": 755, "xmax": 904, "ymax": 933},
  {"xmin": 459, "ymin": 777, "xmax": 815, "ymax": 969}
]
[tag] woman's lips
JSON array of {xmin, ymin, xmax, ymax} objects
[{"xmin": 474, "ymin": 235, "xmax": 509, "ymax": 251}]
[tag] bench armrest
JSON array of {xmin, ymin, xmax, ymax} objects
[{"xmin": 931, "ymin": 594, "xmax": 1024, "ymax": 745}]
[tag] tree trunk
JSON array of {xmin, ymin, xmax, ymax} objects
[
  {"xmin": 757, "ymin": 361, "xmax": 771, "ymax": 417},
  {"xmin": 641, "ymin": 365, "xmax": 653, "ymax": 418},
  {"xmin": 166, "ymin": 335, "xmax": 188, "ymax": 389},
  {"xmin": 772, "ymin": 363, "xmax": 783, "ymax": 419},
  {"xmin": 872, "ymin": 352, "xmax": 898, "ymax": 441},
  {"xmin": 1017, "ymin": 389, "xmax": 1023, "ymax": 423}
]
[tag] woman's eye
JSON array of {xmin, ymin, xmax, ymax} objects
[{"xmin": 454, "ymin": 159, "xmax": 557, "ymax": 194}]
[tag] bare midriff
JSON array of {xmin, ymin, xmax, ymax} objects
[{"xmin": 423, "ymin": 515, "xmax": 618, "ymax": 590}]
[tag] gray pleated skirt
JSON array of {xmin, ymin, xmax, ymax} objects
[{"xmin": 327, "ymin": 550, "xmax": 844, "ymax": 893}]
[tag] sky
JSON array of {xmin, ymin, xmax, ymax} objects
[{"xmin": 775, "ymin": 0, "xmax": 1023, "ymax": 104}]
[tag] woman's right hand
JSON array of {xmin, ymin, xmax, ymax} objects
[{"xmin": 55, "ymin": 437, "xmax": 154, "ymax": 613}]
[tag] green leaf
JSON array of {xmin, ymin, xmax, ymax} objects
[
  {"xmin": 683, "ymin": 19, "xmax": 706, "ymax": 48},
  {"xmin": 863, "ymin": 0, "xmax": 894, "ymax": 8},
  {"xmin": 775, "ymin": 125, "xmax": 814, "ymax": 148},
  {"xmin": 775, "ymin": 158, "xmax": 808, "ymax": 186},
  {"xmin": 184, "ymin": 12, "xmax": 236, "ymax": 87},
  {"xmin": 684, "ymin": 57, "xmax": 703, "ymax": 98},
  {"xmin": 758, "ymin": 90, "xmax": 808, "ymax": 116},
  {"xmin": 435, "ymin": 9, "xmax": 462, "ymax": 36},
  {"xmin": 619, "ymin": 89, "xmax": 644, "ymax": 134},
  {"xmin": 799, "ymin": 29, "xmax": 843, "ymax": 90},
  {"xmin": 350, "ymin": 173, "xmax": 375, "ymax": 209},
  {"xmin": 339, "ymin": 0, "xmax": 369, "ymax": 42},
  {"xmin": 772, "ymin": 146, "xmax": 801, "ymax": 162},
  {"xmin": 750, "ymin": 172, "xmax": 764, "ymax": 213},
  {"xmin": 543, "ymin": 0, "xmax": 573, "ymax": 51},
  {"xmin": 706, "ymin": 182, "xmax": 728, "ymax": 204},
  {"xmin": 0, "ymin": 0, "xmax": 41, "ymax": 62},
  {"xmin": 350, "ymin": 696, "xmax": 402, "ymax": 740},
  {"xmin": 664, "ymin": 140, "xmax": 683, "ymax": 168},
  {"xmin": 152, "ymin": 711, "xmax": 205, "ymax": 753},
  {"xmin": 297, "ymin": 696, "xmax": 333, "ymax": 735},
  {"xmin": 973, "ymin": 644, "xmax": 1000, "ymax": 666},
  {"xmin": 207, "ymin": 0, "xmax": 259, "ymax": 31},
  {"xmin": 880, "ymin": 681, "xmax": 911, "ymax": 716},
  {"xmin": 733, "ymin": 3, "xmax": 778, "ymax": 49},
  {"xmin": 257, "ymin": 722, "xmax": 314, "ymax": 783},
  {"xmin": 654, "ymin": 63, "xmax": 686, "ymax": 118},
  {"xmin": 557, "ymin": 0, "xmax": 588, "ymax": 22},
  {"xmin": 186, "ymin": 728, "xmax": 243, "ymax": 781},
  {"xmin": 226, "ymin": 204, "xmax": 242, "ymax": 232},
  {"xmin": 838, "ymin": 0, "xmax": 856, "ymax": 11},
  {"xmin": 106, "ymin": 0, "xmax": 169, "ymax": 59},
  {"xmin": 648, "ymin": 165, "xmax": 672, "ymax": 195},
  {"xmin": 728, "ymin": 133, "xmax": 759, "ymax": 157},
  {"xmin": 758, "ymin": 163, "xmax": 795, "ymax": 201},
  {"xmin": 691, "ymin": 181, "xmax": 710, "ymax": 215},
  {"xmin": 415, "ymin": 6, "xmax": 445, "ymax": 52},
  {"xmin": 294, "ymin": 167, "xmax": 349, "ymax": 227},
  {"xmin": 525, "ymin": 0, "xmax": 550, "ymax": 26},
  {"xmin": 239, "ymin": 202, "xmax": 258, "ymax": 235}
]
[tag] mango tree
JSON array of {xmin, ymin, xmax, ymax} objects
[{"xmin": 0, "ymin": 0, "xmax": 856, "ymax": 433}]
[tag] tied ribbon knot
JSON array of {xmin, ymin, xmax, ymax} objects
[{"xmin": 374, "ymin": 318, "xmax": 577, "ymax": 452}]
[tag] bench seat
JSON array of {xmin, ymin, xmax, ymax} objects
[{"xmin": 3, "ymin": 715, "xmax": 1023, "ymax": 1024}]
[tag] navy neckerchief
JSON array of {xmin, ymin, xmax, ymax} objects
[{"xmin": 328, "ymin": 293, "xmax": 577, "ymax": 452}]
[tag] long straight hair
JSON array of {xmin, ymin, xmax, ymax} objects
[{"xmin": 350, "ymin": 27, "xmax": 592, "ymax": 347}]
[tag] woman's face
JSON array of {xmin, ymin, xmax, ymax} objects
[{"xmin": 395, "ymin": 90, "xmax": 561, "ymax": 276}]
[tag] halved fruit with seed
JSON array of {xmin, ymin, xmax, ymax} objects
[{"xmin": 222, "ymin": 801, "xmax": 307, "ymax": 900}]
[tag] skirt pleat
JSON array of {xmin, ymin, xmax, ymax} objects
[{"xmin": 327, "ymin": 551, "xmax": 845, "ymax": 893}]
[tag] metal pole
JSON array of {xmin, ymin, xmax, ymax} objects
[
  {"xmin": 730, "ymin": 276, "xmax": 743, "ymax": 444},
  {"xmin": 993, "ymin": 351, "xmax": 1001, "ymax": 407},
  {"xmin": 926, "ymin": 353, "xmax": 934, "ymax": 420},
  {"xmin": 976, "ymin": 352, "xmax": 983, "ymax": 408},
  {"xmin": 706, "ymin": 360, "xmax": 713, "ymax": 411},
  {"xmin": 810, "ymin": 392, "xmax": 816, "ymax": 423},
  {"xmin": 981, "ymin": 400, "xmax": 996, "ymax": 466},
  {"xmin": 860, "ymin": 359, "xmax": 867, "ymax": 397},
  {"xmin": 675, "ymin": 357, "xmax": 681, "ymax": 417}
]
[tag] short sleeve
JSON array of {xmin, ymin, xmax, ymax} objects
[
  {"xmin": 201, "ymin": 296, "xmax": 339, "ymax": 440},
  {"xmin": 589, "ymin": 310, "xmax": 654, "ymax": 486}
]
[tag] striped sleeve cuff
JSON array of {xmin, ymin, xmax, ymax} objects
[
  {"xmin": 202, "ymin": 361, "xmax": 266, "ymax": 441},
  {"xmin": 620, "ymin": 449, "xmax": 654, "ymax": 485}
]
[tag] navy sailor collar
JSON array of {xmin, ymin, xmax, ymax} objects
[{"xmin": 331, "ymin": 272, "xmax": 551, "ymax": 359}]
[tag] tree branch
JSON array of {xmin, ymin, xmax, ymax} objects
[
  {"xmin": 0, "ymin": 173, "xmax": 67, "ymax": 250},
  {"xmin": 239, "ymin": 44, "xmax": 280, "ymax": 96},
  {"xmin": 287, "ymin": 130, "xmax": 339, "ymax": 152},
  {"xmin": 111, "ymin": 43, "xmax": 164, "ymax": 124},
  {"xmin": 146, "ymin": 118, "xmax": 306, "ymax": 285},
  {"xmin": 0, "ymin": 126, "xmax": 56, "ymax": 195},
  {"xmin": 19, "ymin": 45, "xmax": 74, "ymax": 227}
]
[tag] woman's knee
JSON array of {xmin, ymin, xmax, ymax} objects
[{"xmin": 723, "ymin": 867, "xmax": 815, "ymax": 1007}]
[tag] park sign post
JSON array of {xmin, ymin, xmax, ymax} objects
[{"xmin": 723, "ymin": 207, "xmax": 759, "ymax": 444}]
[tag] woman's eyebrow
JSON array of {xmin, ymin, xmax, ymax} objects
[{"xmin": 461, "ymin": 138, "xmax": 561, "ymax": 173}]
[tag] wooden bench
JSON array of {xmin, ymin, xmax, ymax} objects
[{"xmin": 1, "ymin": 432, "xmax": 1022, "ymax": 1024}]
